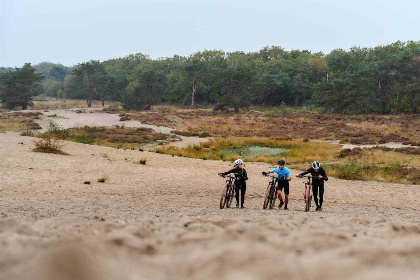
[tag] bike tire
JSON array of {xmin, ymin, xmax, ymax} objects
[
  {"xmin": 269, "ymin": 185, "xmax": 276, "ymax": 209},
  {"xmin": 304, "ymin": 184, "xmax": 310, "ymax": 212},
  {"xmin": 227, "ymin": 187, "xmax": 234, "ymax": 208},
  {"xmin": 263, "ymin": 183, "xmax": 272, "ymax": 209},
  {"xmin": 308, "ymin": 190, "xmax": 312, "ymax": 210},
  {"xmin": 271, "ymin": 189, "xmax": 277, "ymax": 209},
  {"xmin": 220, "ymin": 185, "xmax": 228, "ymax": 209}
]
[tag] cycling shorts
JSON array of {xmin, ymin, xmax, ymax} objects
[{"xmin": 276, "ymin": 180, "xmax": 289, "ymax": 195}]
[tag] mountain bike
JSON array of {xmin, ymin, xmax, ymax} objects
[
  {"xmin": 218, "ymin": 174, "xmax": 236, "ymax": 209},
  {"xmin": 262, "ymin": 172, "xmax": 286, "ymax": 209},
  {"xmin": 299, "ymin": 175, "xmax": 317, "ymax": 212}
]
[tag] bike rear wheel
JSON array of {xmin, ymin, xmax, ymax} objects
[
  {"xmin": 269, "ymin": 186, "xmax": 276, "ymax": 209},
  {"xmin": 220, "ymin": 184, "xmax": 229, "ymax": 209},
  {"xmin": 263, "ymin": 183, "xmax": 272, "ymax": 209}
]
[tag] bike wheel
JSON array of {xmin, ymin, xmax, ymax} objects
[
  {"xmin": 226, "ymin": 187, "xmax": 234, "ymax": 208},
  {"xmin": 271, "ymin": 189, "xmax": 277, "ymax": 209},
  {"xmin": 263, "ymin": 183, "xmax": 272, "ymax": 209},
  {"xmin": 304, "ymin": 184, "xmax": 310, "ymax": 212},
  {"xmin": 308, "ymin": 189, "xmax": 312, "ymax": 209},
  {"xmin": 220, "ymin": 185, "xmax": 228, "ymax": 209},
  {"xmin": 269, "ymin": 186, "xmax": 276, "ymax": 209}
]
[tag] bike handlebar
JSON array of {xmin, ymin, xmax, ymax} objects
[
  {"xmin": 262, "ymin": 172, "xmax": 287, "ymax": 180},
  {"xmin": 298, "ymin": 175, "xmax": 318, "ymax": 179},
  {"xmin": 218, "ymin": 173, "xmax": 235, "ymax": 179}
]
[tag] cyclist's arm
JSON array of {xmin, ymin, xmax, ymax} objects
[
  {"xmin": 296, "ymin": 168, "xmax": 311, "ymax": 177},
  {"xmin": 242, "ymin": 169, "xmax": 248, "ymax": 180},
  {"xmin": 320, "ymin": 168, "xmax": 328, "ymax": 181},
  {"xmin": 286, "ymin": 170, "xmax": 292, "ymax": 181},
  {"xmin": 221, "ymin": 168, "xmax": 236, "ymax": 176}
]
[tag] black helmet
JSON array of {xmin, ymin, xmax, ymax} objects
[
  {"xmin": 312, "ymin": 161, "xmax": 320, "ymax": 169},
  {"xmin": 278, "ymin": 159, "xmax": 285, "ymax": 165}
]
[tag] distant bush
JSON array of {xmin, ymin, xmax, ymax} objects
[
  {"xmin": 33, "ymin": 136, "xmax": 68, "ymax": 155},
  {"xmin": 335, "ymin": 163, "xmax": 364, "ymax": 180}
]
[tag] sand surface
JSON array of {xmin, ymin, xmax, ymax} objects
[{"xmin": 1, "ymin": 110, "xmax": 420, "ymax": 280}]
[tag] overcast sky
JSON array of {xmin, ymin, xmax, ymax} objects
[{"xmin": 1, "ymin": 0, "xmax": 419, "ymax": 67}]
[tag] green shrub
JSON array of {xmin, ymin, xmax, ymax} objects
[
  {"xmin": 335, "ymin": 163, "xmax": 364, "ymax": 180},
  {"xmin": 33, "ymin": 137, "xmax": 68, "ymax": 155},
  {"xmin": 384, "ymin": 162, "xmax": 403, "ymax": 174},
  {"xmin": 75, "ymin": 134, "xmax": 94, "ymax": 144}
]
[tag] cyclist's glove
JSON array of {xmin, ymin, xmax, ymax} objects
[
  {"xmin": 298, "ymin": 174, "xmax": 303, "ymax": 178},
  {"xmin": 262, "ymin": 172, "xmax": 267, "ymax": 176}
]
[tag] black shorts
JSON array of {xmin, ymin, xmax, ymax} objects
[{"xmin": 276, "ymin": 180, "xmax": 289, "ymax": 195}]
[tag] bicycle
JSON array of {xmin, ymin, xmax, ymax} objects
[
  {"xmin": 262, "ymin": 172, "xmax": 286, "ymax": 209},
  {"xmin": 299, "ymin": 175, "xmax": 317, "ymax": 212},
  {"xmin": 218, "ymin": 174, "xmax": 236, "ymax": 209}
]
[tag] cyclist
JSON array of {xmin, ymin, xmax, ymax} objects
[
  {"xmin": 295, "ymin": 161, "xmax": 328, "ymax": 211},
  {"xmin": 219, "ymin": 159, "xmax": 248, "ymax": 208},
  {"xmin": 263, "ymin": 159, "xmax": 292, "ymax": 210}
]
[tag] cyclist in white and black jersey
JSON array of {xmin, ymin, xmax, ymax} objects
[
  {"xmin": 219, "ymin": 159, "xmax": 248, "ymax": 208},
  {"xmin": 296, "ymin": 161, "xmax": 328, "ymax": 211}
]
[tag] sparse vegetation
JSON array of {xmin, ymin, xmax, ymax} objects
[
  {"xmin": 139, "ymin": 159, "xmax": 147, "ymax": 165},
  {"xmin": 33, "ymin": 136, "xmax": 68, "ymax": 155},
  {"xmin": 37, "ymin": 124, "xmax": 179, "ymax": 149},
  {"xmin": 152, "ymin": 138, "xmax": 341, "ymax": 164},
  {"xmin": 97, "ymin": 175, "xmax": 109, "ymax": 183},
  {"xmin": 31, "ymin": 98, "xmax": 121, "ymax": 110},
  {"xmin": 128, "ymin": 108, "xmax": 420, "ymax": 146},
  {"xmin": 152, "ymin": 137, "xmax": 419, "ymax": 184},
  {"xmin": 0, "ymin": 111, "xmax": 43, "ymax": 132}
]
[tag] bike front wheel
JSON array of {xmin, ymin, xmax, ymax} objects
[{"xmin": 220, "ymin": 184, "xmax": 229, "ymax": 209}]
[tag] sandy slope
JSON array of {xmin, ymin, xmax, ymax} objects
[{"xmin": 1, "ymin": 112, "xmax": 420, "ymax": 280}]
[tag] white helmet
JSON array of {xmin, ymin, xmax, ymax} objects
[
  {"xmin": 234, "ymin": 159, "xmax": 244, "ymax": 166},
  {"xmin": 312, "ymin": 161, "xmax": 320, "ymax": 169}
]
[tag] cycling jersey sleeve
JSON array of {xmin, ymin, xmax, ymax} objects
[
  {"xmin": 242, "ymin": 169, "xmax": 248, "ymax": 180},
  {"xmin": 299, "ymin": 168, "xmax": 312, "ymax": 177},
  {"xmin": 222, "ymin": 168, "xmax": 236, "ymax": 176},
  {"xmin": 320, "ymin": 167, "xmax": 328, "ymax": 181}
]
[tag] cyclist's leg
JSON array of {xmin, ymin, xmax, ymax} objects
[
  {"xmin": 276, "ymin": 181, "xmax": 283, "ymax": 201},
  {"xmin": 234, "ymin": 182, "xmax": 240, "ymax": 206},
  {"xmin": 241, "ymin": 182, "xmax": 246, "ymax": 207},
  {"xmin": 319, "ymin": 183, "xmax": 324, "ymax": 207},
  {"xmin": 284, "ymin": 181, "xmax": 290, "ymax": 208},
  {"xmin": 312, "ymin": 184, "xmax": 319, "ymax": 207}
]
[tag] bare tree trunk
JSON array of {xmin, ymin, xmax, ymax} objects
[
  {"xmin": 191, "ymin": 73, "xmax": 196, "ymax": 106},
  {"xmin": 87, "ymin": 99, "xmax": 92, "ymax": 107}
]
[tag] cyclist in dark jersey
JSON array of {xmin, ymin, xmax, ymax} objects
[
  {"xmin": 296, "ymin": 161, "xmax": 328, "ymax": 211},
  {"xmin": 219, "ymin": 159, "xmax": 248, "ymax": 208}
]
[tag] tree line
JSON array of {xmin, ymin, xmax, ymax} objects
[{"xmin": 1, "ymin": 40, "xmax": 419, "ymax": 113}]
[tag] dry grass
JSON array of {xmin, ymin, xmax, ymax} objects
[
  {"xmin": 0, "ymin": 112, "xmax": 43, "ymax": 132},
  {"xmin": 153, "ymin": 137, "xmax": 420, "ymax": 184},
  {"xmin": 31, "ymin": 98, "xmax": 121, "ymax": 110},
  {"xmin": 153, "ymin": 137, "xmax": 342, "ymax": 165},
  {"xmin": 127, "ymin": 107, "xmax": 420, "ymax": 146},
  {"xmin": 332, "ymin": 147, "xmax": 420, "ymax": 184},
  {"xmin": 38, "ymin": 125, "xmax": 180, "ymax": 149}
]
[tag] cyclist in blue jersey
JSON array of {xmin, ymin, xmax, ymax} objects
[{"xmin": 264, "ymin": 159, "xmax": 292, "ymax": 210}]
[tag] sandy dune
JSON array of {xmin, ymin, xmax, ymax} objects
[{"xmin": 1, "ymin": 111, "xmax": 420, "ymax": 280}]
